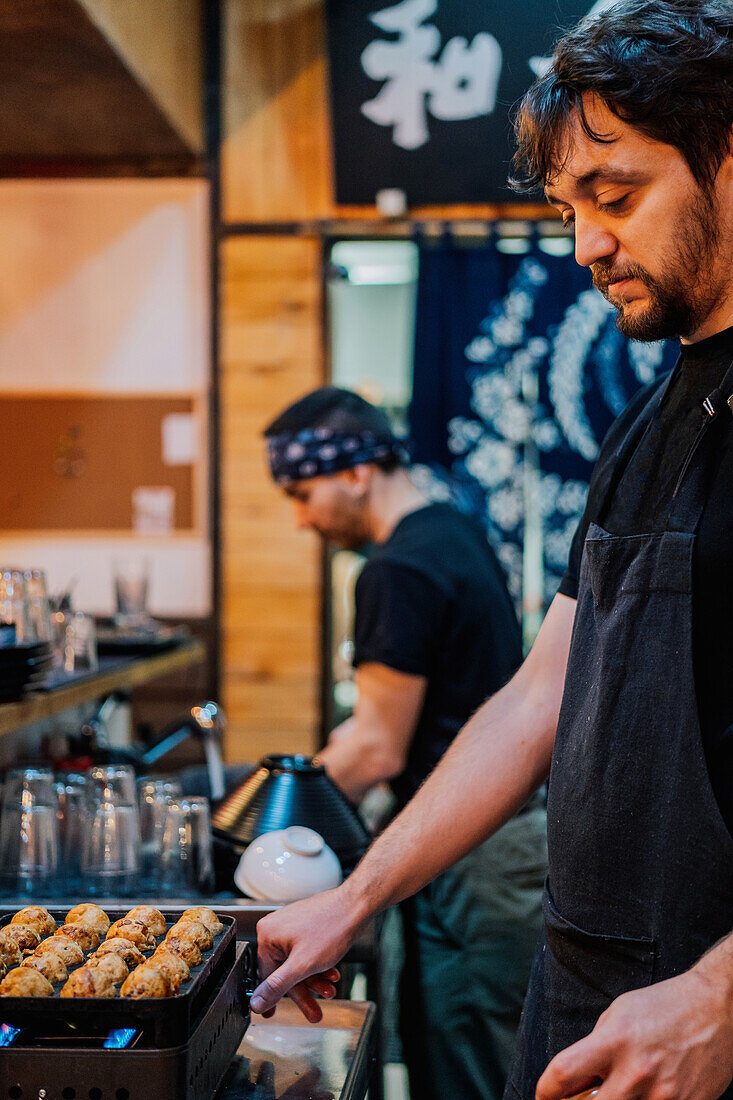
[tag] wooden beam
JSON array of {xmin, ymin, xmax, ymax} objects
[
  {"xmin": 78, "ymin": 0, "xmax": 204, "ymax": 153},
  {"xmin": 0, "ymin": 0, "xmax": 199, "ymax": 170}
]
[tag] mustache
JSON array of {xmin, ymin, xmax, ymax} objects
[{"xmin": 592, "ymin": 262, "xmax": 654, "ymax": 295}]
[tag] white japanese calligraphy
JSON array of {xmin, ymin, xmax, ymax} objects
[{"xmin": 361, "ymin": 0, "xmax": 502, "ymax": 150}]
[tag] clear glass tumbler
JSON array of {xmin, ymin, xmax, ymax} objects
[
  {"xmin": 56, "ymin": 772, "xmax": 90, "ymax": 896},
  {"xmin": 80, "ymin": 795, "xmax": 140, "ymax": 899},
  {"xmin": 24, "ymin": 570, "xmax": 52, "ymax": 644},
  {"xmin": 0, "ymin": 569, "xmax": 32, "ymax": 644},
  {"xmin": 137, "ymin": 776, "xmax": 182, "ymax": 894},
  {"xmin": 88, "ymin": 764, "xmax": 137, "ymax": 807},
  {"xmin": 0, "ymin": 768, "xmax": 59, "ymax": 898},
  {"xmin": 63, "ymin": 612, "xmax": 98, "ymax": 673},
  {"xmin": 158, "ymin": 797, "xmax": 215, "ymax": 897},
  {"xmin": 113, "ymin": 557, "xmax": 152, "ymax": 630},
  {"xmin": 4, "ymin": 767, "xmax": 56, "ymax": 806}
]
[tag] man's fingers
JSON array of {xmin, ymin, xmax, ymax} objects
[
  {"xmin": 536, "ymin": 1035, "xmax": 610, "ymax": 1100},
  {"xmin": 305, "ymin": 977, "xmax": 337, "ymax": 998},
  {"xmin": 250, "ymin": 957, "xmax": 339, "ymax": 1021},
  {"xmin": 287, "ymin": 980, "xmax": 324, "ymax": 1023},
  {"xmin": 250, "ymin": 956, "xmax": 306, "ymax": 1014}
]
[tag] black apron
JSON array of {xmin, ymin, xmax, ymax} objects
[{"xmin": 505, "ymin": 361, "xmax": 733, "ymax": 1100}]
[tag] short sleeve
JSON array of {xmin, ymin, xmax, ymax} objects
[{"xmin": 353, "ymin": 560, "xmax": 447, "ymax": 676}]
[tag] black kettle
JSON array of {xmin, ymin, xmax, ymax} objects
[{"xmin": 212, "ymin": 753, "xmax": 371, "ymax": 875}]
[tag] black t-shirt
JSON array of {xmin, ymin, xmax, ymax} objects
[
  {"xmin": 353, "ymin": 502, "xmax": 522, "ymax": 807},
  {"xmin": 559, "ymin": 325, "xmax": 733, "ymax": 830}
]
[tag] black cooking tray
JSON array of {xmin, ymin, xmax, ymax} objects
[
  {"xmin": 0, "ymin": 942, "xmax": 254, "ymax": 1100},
  {"xmin": 0, "ymin": 907, "xmax": 237, "ymax": 1046}
]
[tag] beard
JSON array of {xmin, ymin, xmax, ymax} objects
[{"xmin": 591, "ymin": 185, "xmax": 726, "ymax": 341}]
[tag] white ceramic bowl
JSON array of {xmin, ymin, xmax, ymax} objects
[{"xmin": 234, "ymin": 826, "xmax": 343, "ymax": 902}]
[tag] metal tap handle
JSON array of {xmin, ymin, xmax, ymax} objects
[{"xmin": 190, "ymin": 701, "xmax": 227, "ymax": 802}]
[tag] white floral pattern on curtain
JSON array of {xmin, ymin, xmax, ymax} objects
[{"xmin": 408, "ymin": 235, "xmax": 678, "ymax": 608}]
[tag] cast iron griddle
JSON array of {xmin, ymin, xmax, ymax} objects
[{"xmin": 0, "ymin": 907, "xmax": 237, "ymax": 1046}]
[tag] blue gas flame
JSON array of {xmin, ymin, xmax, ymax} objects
[
  {"xmin": 103, "ymin": 1028, "xmax": 138, "ymax": 1049},
  {"xmin": 0, "ymin": 1024, "xmax": 21, "ymax": 1047}
]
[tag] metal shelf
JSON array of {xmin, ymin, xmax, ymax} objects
[{"xmin": 0, "ymin": 639, "xmax": 205, "ymax": 736}]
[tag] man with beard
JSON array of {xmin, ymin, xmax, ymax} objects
[
  {"xmin": 251, "ymin": 2, "xmax": 733, "ymax": 1097},
  {"xmin": 263, "ymin": 386, "xmax": 547, "ymax": 1100}
]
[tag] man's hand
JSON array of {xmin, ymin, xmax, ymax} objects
[
  {"xmin": 536, "ymin": 965, "xmax": 733, "ymax": 1100},
  {"xmin": 250, "ymin": 885, "xmax": 361, "ymax": 1022}
]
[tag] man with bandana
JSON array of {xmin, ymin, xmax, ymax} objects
[{"xmin": 264, "ymin": 386, "xmax": 548, "ymax": 1100}]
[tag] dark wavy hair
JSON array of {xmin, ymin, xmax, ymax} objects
[{"xmin": 511, "ymin": 0, "xmax": 733, "ymax": 193}]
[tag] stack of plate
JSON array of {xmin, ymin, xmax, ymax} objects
[{"xmin": 0, "ymin": 643, "xmax": 53, "ymax": 702}]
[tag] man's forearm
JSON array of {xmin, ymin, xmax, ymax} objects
[{"xmin": 340, "ymin": 676, "xmax": 554, "ymax": 921}]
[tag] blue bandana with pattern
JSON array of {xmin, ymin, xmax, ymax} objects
[{"xmin": 266, "ymin": 427, "xmax": 408, "ymax": 484}]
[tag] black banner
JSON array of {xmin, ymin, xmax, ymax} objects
[{"xmin": 325, "ymin": 0, "xmax": 604, "ymax": 205}]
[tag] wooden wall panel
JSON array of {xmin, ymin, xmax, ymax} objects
[
  {"xmin": 220, "ymin": 236, "xmax": 323, "ymax": 761},
  {"xmin": 222, "ymin": 0, "xmax": 333, "ymax": 223}
]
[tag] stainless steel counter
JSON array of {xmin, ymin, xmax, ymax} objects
[{"xmin": 220, "ymin": 1000, "xmax": 375, "ymax": 1100}]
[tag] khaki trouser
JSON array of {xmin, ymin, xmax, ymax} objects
[{"xmin": 399, "ymin": 806, "xmax": 548, "ymax": 1100}]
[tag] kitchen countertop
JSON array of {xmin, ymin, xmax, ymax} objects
[{"xmin": 220, "ymin": 1000, "xmax": 375, "ymax": 1100}]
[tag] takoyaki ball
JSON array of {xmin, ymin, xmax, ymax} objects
[
  {"xmin": 35, "ymin": 934, "xmax": 84, "ymax": 968},
  {"xmin": 60, "ymin": 966, "xmax": 116, "ymax": 998},
  {"xmin": 96, "ymin": 938, "xmax": 145, "ymax": 968},
  {"xmin": 55, "ymin": 923, "xmax": 100, "ymax": 953},
  {"xmin": 86, "ymin": 952, "xmax": 129, "ymax": 985},
  {"xmin": 149, "ymin": 948, "xmax": 190, "ymax": 992},
  {"xmin": 106, "ymin": 919, "xmax": 156, "ymax": 951},
  {"xmin": 65, "ymin": 903, "xmax": 110, "ymax": 937},
  {"xmin": 125, "ymin": 906, "xmax": 166, "ymax": 937},
  {"xmin": 2, "ymin": 924, "xmax": 41, "ymax": 956},
  {"xmin": 161, "ymin": 934, "xmax": 201, "ymax": 968},
  {"xmin": 121, "ymin": 964, "xmax": 173, "ymax": 999},
  {"xmin": 11, "ymin": 906, "xmax": 56, "ymax": 936},
  {"xmin": 0, "ymin": 967, "xmax": 53, "ymax": 997},
  {"xmin": 21, "ymin": 951, "xmax": 68, "ymax": 984},
  {"xmin": 167, "ymin": 919, "xmax": 212, "ymax": 952},
  {"xmin": 180, "ymin": 907, "xmax": 223, "ymax": 937},
  {"xmin": 0, "ymin": 931, "xmax": 23, "ymax": 968}
]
